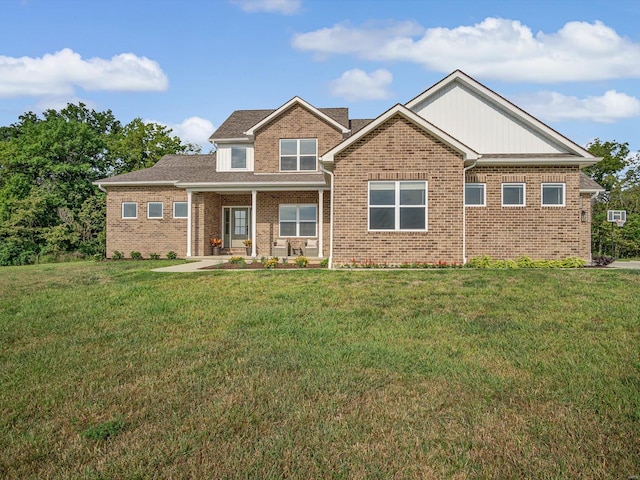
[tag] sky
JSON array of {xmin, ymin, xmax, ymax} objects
[{"xmin": 1, "ymin": 0, "xmax": 639, "ymax": 155}]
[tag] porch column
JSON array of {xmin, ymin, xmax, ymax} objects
[
  {"xmin": 186, "ymin": 190, "xmax": 193, "ymax": 257},
  {"xmin": 251, "ymin": 189, "xmax": 257, "ymax": 257},
  {"xmin": 318, "ymin": 189, "xmax": 324, "ymax": 258}
]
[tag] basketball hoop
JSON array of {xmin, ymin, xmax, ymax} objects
[{"xmin": 615, "ymin": 219, "xmax": 626, "ymax": 227}]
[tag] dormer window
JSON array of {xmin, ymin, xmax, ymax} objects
[
  {"xmin": 231, "ymin": 147, "xmax": 247, "ymax": 169},
  {"xmin": 280, "ymin": 139, "xmax": 317, "ymax": 171}
]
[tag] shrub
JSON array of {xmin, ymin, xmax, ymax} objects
[
  {"xmin": 166, "ymin": 251, "xmax": 177, "ymax": 260},
  {"xmin": 93, "ymin": 253, "xmax": 104, "ymax": 262},
  {"xmin": 294, "ymin": 256, "xmax": 308, "ymax": 268},
  {"xmin": 229, "ymin": 256, "xmax": 245, "ymax": 265},
  {"xmin": 320, "ymin": 258, "xmax": 329, "ymax": 268},
  {"xmin": 130, "ymin": 251, "xmax": 142, "ymax": 260},
  {"xmin": 149, "ymin": 253, "xmax": 160, "ymax": 260},
  {"xmin": 263, "ymin": 257, "xmax": 279, "ymax": 269},
  {"xmin": 468, "ymin": 255, "xmax": 586, "ymax": 269},
  {"xmin": 112, "ymin": 251, "xmax": 124, "ymax": 260}
]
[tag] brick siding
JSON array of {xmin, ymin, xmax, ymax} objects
[
  {"xmin": 332, "ymin": 114, "xmax": 465, "ymax": 266},
  {"xmin": 253, "ymin": 103, "xmax": 344, "ymax": 173}
]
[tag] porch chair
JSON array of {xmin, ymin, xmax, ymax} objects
[
  {"xmin": 304, "ymin": 239, "xmax": 319, "ymax": 258},
  {"xmin": 272, "ymin": 238, "xmax": 289, "ymax": 257}
]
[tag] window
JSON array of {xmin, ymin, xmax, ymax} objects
[
  {"xmin": 541, "ymin": 183, "xmax": 565, "ymax": 206},
  {"xmin": 147, "ymin": 202, "xmax": 163, "ymax": 219},
  {"xmin": 231, "ymin": 147, "xmax": 247, "ymax": 169},
  {"xmin": 369, "ymin": 181, "xmax": 427, "ymax": 231},
  {"xmin": 280, "ymin": 139, "xmax": 317, "ymax": 171},
  {"xmin": 502, "ymin": 183, "xmax": 525, "ymax": 206},
  {"xmin": 279, "ymin": 204, "xmax": 317, "ymax": 237},
  {"xmin": 173, "ymin": 202, "xmax": 188, "ymax": 218},
  {"xmin": 122, "ymin": 202, "xmax": 137, "ymax": 219},
  {"xmin": 465, "ymin": 183, "xmax": 486, "ymax": 206}
]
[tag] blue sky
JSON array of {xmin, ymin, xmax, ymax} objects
[{"xmin": 1, "ymin": 0, "xmax": 639, "ymax": 155}]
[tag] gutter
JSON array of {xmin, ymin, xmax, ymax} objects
[
  {"xmin": 96, "ymin": 183, "xmax": 107, "ymax": 193},
  {"xmin": 462, "ymin": 160, "xmax": 478, "ymax": 264},
  {"xmin": 319, "ymin": 161, "xmax": 334, "ymax": 269}
]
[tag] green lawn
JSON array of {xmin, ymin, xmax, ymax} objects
[{"xmin": 1, "ymin": 261, "xmax": 639, "ymax": 479}]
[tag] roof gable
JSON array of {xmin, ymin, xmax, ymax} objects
[
  {"xmin": 406, "ymin": 70, "xmax": 595, "ymax": 158},
  {"xmin": 321, "ymin": 104, "xmax": 479, "ymax": 163},
  {"xmin": 244, "ymin": 97, "xmax": 350, "ymax": 136}
]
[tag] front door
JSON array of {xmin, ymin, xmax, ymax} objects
[{"xmin": 225, "ymin": 207, "xmax": 251, "ymax": 248}]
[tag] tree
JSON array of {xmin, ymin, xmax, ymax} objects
[{"xmin": 0, "ymin": 103, "xmax": 196, "ymax": 265}]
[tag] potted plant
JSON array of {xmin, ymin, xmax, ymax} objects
[
  {"xmin": 210, "ymin": 237, "xmax": 222, "ymax": 255},
  {"xmin": 243, "ymin": 238, "xmax": 252, "ymax": 255}
]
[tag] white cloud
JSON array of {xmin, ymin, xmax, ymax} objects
[
  {"xmin": 514, "ymin": 90, "xmax": 640, "ymax": 123},
  {"xmin": 148, "ymin": 116, "xmax": 215, "ymax": 147},
  {"xmin": 292, "ymin": 18, "xmax": 640, "ymax": 83},
  {"xmin": 329, "ymin": 68, "xmax": 393, "ymax": 101},
  {"xmin": 231, "ymin": 0, "xmax": 300, "ymax": 14},
  {"xmin": 0, "ymin": 48, "xmax": 168, "ymax": 98}
]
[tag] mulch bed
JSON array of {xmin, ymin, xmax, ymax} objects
[{"xmin": 199, "ymin": 262, "xmax": 326, "ymax": 270}]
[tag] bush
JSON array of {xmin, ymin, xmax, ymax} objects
[
  {"xmin": 229, "ymin": 256, "xmax": 245, "ymax": 265},
  {"xmin": 149, "ymin": 253, "xmax": 160, "ymax": 260},
  {"xmin": 293, "ymin": 256, "xmax": 308, "ymax": 268},
  {"xmin": 320, "ymin": 258, "xmax": 329, "ymax": 268},
  {"xmin": 112, "ymin": 250, "xmax": 124, "ymax": 260},
  {"xmin": 166, "ymin": 251, "xmax": 177, "ymax": 260},
  {"xmin": 263, "ymin": 257, "xmax": 279, "ymax": 269},
  {"xmin": 468, "ymin": 255, "xmax": 585, "ymax": 269},
  {"xmin": 93, "ymin": 253, "xmax": 104, "ymax": 262},
  {"xmin": 130, "ymin": 251, "xmax": 142, "ymax": 260}
]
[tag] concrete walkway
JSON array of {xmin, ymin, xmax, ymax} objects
[
  {"xmin": 151, "ymin": 259, "xmax": 226, "ymax": 272},
  {"xmin": 608, "ymin": 260, "xmax": 640, "ymax": 269}
]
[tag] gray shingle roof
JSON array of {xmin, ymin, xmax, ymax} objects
[
  {"xmin": 96, "ymin": 154, "xmax": 327, "ymax": 186},
  {"xmin": 210, "ymin": 107, "xmax": 350, "ymax": 141},
  {"xmin": 349, "ymin": 119, "xmax": 373, "ymax": 135},
  {"xmin": 580, "ymin": 171, "xmax": 605, "ymax": 191}
]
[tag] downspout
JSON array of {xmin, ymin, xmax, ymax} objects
[
  {"xmin": 462, "ymin": 160, "xmax": 478, "ymax": 264},
  {"xmin": 97, "ymin": 183, "xmax": 107, "ymax": 193},
  {"xmin": 319, "ymin": 162, "xmax": 334, "ymax": 269}
]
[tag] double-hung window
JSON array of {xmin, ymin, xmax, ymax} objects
[
  {"xmin": 502, "ymin": 183, "xmax": 526, "ymax": 207},
  {"xmin": 280, "ymin": 139, "xmax": 317, "ymax": 171},
  {"xmin": 279, "ymin": 204, "xmax": 317, "ymax": 237},
  {"xmin": 369, "ymin": 181, "xmax": 427, "ymax": 231},
  {"xmin": 122, "ymin": 202, "xmax": 137, "ymax": 219},
  {"xmin": 147, "ymin": 202, "xmax": 163, "ymax": 219},
  {"xmin": 231, "ymin": 147, "xmax": 247, "ymax": 169},
  {"xmin": 541, "ymin": 183, "xmax": 565, "ymax": 206},
  {"xmin": 465, "ymin": 183, "xmax": 486, "ymax": 206}
]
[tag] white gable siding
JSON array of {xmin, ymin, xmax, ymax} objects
[
  {"xmin": 410, "ymin": 82, "xmax": 569, "ymax": 155},
  {"xmin": 216, "ymin": 144, "xmax": 254, "ymax": 171}
]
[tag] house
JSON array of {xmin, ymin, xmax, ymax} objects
[{"xmin": 95, "ymin": 70, "xmax": 604, "ymax": 267}]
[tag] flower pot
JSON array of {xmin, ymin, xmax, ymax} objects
[
  {"xmin": 212, "ymin": 246, "xmax": 220, "ymax": 255},
  {"xmin": 245, "ymin": 247, "xmax": 251, "ymax": 255}
]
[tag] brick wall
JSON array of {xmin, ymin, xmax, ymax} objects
[
  {"xmin": 105, "ymin": 186, "xmax": 189, "ymax": 258},
  {"xmin": 332, "ymin": 114, "xmax": 465, "ymax": 266},
  {"xmin": 465, "ymin": 166, "xmax": 591, "ymax": 260},
  {"xmin": 253, "ymin": 104, "xmax": 344, "ymax": 173}
]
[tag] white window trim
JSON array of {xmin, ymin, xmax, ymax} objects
[
  {"xmin": 465, "ymin": 183, "xmax": 486, "ymax": 207},
  {"xmin": 173, "ymin": 201, "xmax": 188, "ymax": 219},
  {"xmin": 502, "ymin": 183, "xmax": 526, "ymax": 207},
  {"xmin": 541, "ymin": 183, "xmax": 566, "ymax": 207},
  {"xmin": 279, "ymin": 204, "xmax": 318, "ymax": 237},
  {"xmin": 122, "ymin": 202, "xmax": 137, "ymax": 219},
  {"xmin": 147, "ymin": 201, "xmax": 163, "ymax": 219},
  {"xmin": 230, "ymin": 146, "xmax": 249, "ymax": 170},
  {"xmin": 368, "ymin": 181, "xmax": 428, "ymax": 232},
  {"xmin": 279, "ymin": 138, "xmax": 318, "ymax": 172}
]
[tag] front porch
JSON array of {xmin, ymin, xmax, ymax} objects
[{"xmin": 185, "ymin": 188, "xmax": 330, "ymax": 259}]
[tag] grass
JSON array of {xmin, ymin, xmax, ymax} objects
[{"xmin": 1, "ymin": 261, "xmax": 639, "ymax": 479}]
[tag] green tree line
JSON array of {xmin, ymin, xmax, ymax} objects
[
  {"xmin": 586, "ymin": 139, "xmax": 640, "ymax": 258},
  {"xmin": 0, "ymin": 103, "xmax": 199, "ymax": 265}
]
